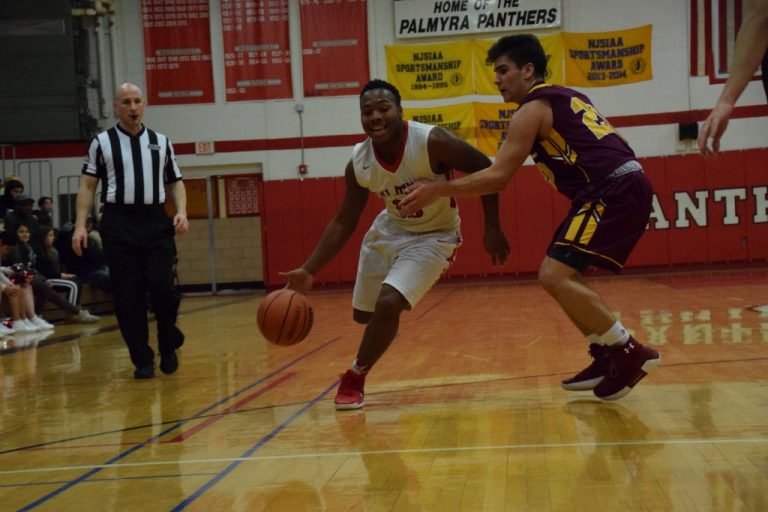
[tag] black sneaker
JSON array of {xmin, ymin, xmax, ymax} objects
[
  {"xmin": 160, "ymin": 351, "xmax": 179, "ymax": 374},
  {"xmin": 134, "ymin": 365, "xmax": 155, "ymax": 379},
  {"xmin": 561, "ymin": 343, "xmax": 609, "ymax": 391}
]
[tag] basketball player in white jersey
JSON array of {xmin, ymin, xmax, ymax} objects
[{"xmin": 282, "ymin": 79, "xmax": 510, "ymax": 410}]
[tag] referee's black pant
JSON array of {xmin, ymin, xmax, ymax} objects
[{"xmin": 101, "ymin": 204, "xmax": 182, "ymax": 369}]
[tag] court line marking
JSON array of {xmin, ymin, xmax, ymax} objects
[
  {"xmin": 4, "ymin": 436, "xmax": 767, "ymax": 477},
  {"xmin": 171, "ymin": 381, "xmax": 339, "ymax": 511},
  {"xmin": 168, "ymin": 372, "xmax": 297, "ymax": 443},
  {"xmin": 0, "ymin": 471, "xmax": 220, "ymax": 488},
  {"xmin": 15, "ymin": 336, "xmax": 342, "ymax": 511},
  {"xmin": 7, "ymin": 354, "xmax": 768, "ymax": 457},
  {"xmin": 8, "ymin": 354, "xmax": 768, "ymax": 457}
]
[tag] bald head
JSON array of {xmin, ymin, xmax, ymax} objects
[
  {"xmin": 114, "ymin": 82, "xmax": 145, "ymax": 135},
  {"xmin": 115, "ymin": 82, "xmax": 142, "ymax": 101}
]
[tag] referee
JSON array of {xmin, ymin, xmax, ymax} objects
[{"xmin": 73, "ymin": 82, "xmax": 189, "ymax": 379}]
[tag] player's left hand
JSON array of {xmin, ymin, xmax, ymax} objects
[
  {"xmin": 484, "ymin": 227, "xmax": 510, "ymax": 265},
  {"xmin": 399, "ymin": 180, "xmax": 444, "ymax": 217}
]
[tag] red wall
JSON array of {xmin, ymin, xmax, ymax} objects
[{"xmin": 261, "ymin": 149, "xmax": 768, "ymax": 287}]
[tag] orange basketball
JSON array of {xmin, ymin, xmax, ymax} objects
[{"xmin": 257, "ymin": 289, "xmax": 313, "ymax": 346}]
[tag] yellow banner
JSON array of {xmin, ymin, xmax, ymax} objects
[
  {"xmin": 563, "ymin": 25, "xmax": 652, "ymax": 87},
  {"xmin": 386, "ymin": 40, "xmax": 473, "ymax": 100},
  {"xmin": 473, "ymin": 33, "xmax": 565, "ymax": 95},
  {"xmin": 474, "ymin": 102, "xmax": 518, "ymax": 156},
  {"xmin": 403, "ymin": 103, "xmax": 476, "ymax": 146}
]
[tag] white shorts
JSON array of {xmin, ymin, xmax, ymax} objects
[{"xmin": 352, "ymin": 211, "xmax": 461, "ymax": 312}]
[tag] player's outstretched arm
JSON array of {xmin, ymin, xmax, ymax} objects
[
  {"xmin": 698, "ymin": 0, "xmax": 768, "ymax": 155},
  {"xmin": 400, "ymin": 101, "xmax": 543, "ymax": 217},
  {"xmin": 281, "ymin": 161, "xmax": 368, "ymax": 292}
]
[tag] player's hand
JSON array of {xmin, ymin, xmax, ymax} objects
[
  {"xmin": 280, "ymin": 268, "xmax": 314, "ymax": 294},
  {"xmin": 484, "ymin": 227, "xmax": 510, "ymax": 266},
  {"xmin": 697, "ymin": 102, "xmax": 733, "ymax": 156},
  {"xmin": 72, "ymin": 226, "xmax": 88, "ymax": 257},
  {"xmin": 399, "ymin": 180, "xmax": 445, "ymax": 218}
]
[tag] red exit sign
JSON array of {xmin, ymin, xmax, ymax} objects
[{"xmin": 195, "ymin": 141, "xmax": 215, "ymax": 155}]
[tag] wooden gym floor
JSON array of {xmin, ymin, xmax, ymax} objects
[{"xmin": 1, "ymin": 267, "xmax": 767, "ymax": 511}]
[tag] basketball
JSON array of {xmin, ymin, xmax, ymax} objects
[{"xmin": 257, "ymin": 289, "xmax": 314, "ymax": 346}]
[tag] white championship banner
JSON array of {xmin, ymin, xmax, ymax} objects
[{"xmin": 394, "ymin": 0, "xmax": 562, "ymax": 39}]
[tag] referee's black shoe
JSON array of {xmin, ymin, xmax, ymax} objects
[
  {"xmin": 134, "ymin": 365, "xmax": 155, "ymax": 379},
  {"xmin": 160, "ymin": 350, "xmax": 179, "ymax": 374}
]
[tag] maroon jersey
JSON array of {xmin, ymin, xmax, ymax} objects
[{"xmin": 520, "ymin": 84, "xmax": 636, "ymax": 200}]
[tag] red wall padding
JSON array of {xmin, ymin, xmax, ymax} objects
[
  {"xmin": 261, "ymin": 149, "xmax": 768, "ymax": 287},
  {"xmin": 744, "ymin": 149, "xmax": 768, "ymax": 259}
]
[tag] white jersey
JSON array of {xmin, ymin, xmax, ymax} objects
[{"xmin": 352, "ymin": 121, "xmax": 460, "ymax": 233}]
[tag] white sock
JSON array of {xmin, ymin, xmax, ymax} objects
[
  {"xmin": 587, "ymin": 333, "xmax": 602, "ymax": 345},
  {"xmin": 599, "ymin": 321, "xmax": 630, "ymax": 346}
]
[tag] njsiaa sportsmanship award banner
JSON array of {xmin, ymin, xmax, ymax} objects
[
  {"xmin": 563, "ymin": 25, "xmax": 652, "ymax": 87},
  {"xmin": 386, "ymin": 40, "xmax": 474, "ymax": 100}
]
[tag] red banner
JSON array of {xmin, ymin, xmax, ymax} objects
[
  {"xmin": 141, "ymin": 0, "xmax": 214, "ymax": 105},
  {"xmin": 300, "ymin": 0, "xmax": 369, "ymax": 97},
  {"xmin": 221, "ymin": 0, "xmax": 292, "ymax": 101}
]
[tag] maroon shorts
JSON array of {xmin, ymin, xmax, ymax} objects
[{"xmin": 547, "ymin": 170, "xmax": 653, "ymax": 273}]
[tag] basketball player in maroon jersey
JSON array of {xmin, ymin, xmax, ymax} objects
[
  {"xmin": 400, "ymin": 34, "xmax": 660, "ymax": 401},
  {"xmin": 698, "ymin": 0, "xmax": 768, "ymax": 155}
]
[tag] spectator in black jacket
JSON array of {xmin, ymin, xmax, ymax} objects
[
  {"xmin": 0, "ymin": 179, "xmax": 24, "ymax": 217},
  {"xmin": 4, "ymin": 194, "xmax": 39, "ymax": 237},
  {"xmin": 34, "ymin": 197, "xmax": 54, "ymax": 230}
]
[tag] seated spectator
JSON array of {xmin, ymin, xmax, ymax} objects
[
  {"xmin": 6, "ymin": 224, "xmax": 97, "ymax": 328},
  {"xmin": 34, "ymin": 196, "xmax": 54, "ymax": 230},
  {"xmin": 33, "ymin": 226, "xmax": 99, "ymax": 323},
  {"xmin": 55, "ymin": 222, "xmax": 111, "ymax": 293},
  {"xmin": 0, "ymin": 229, "xmax": 23, "ymax": 337},
  {"xmin": 1, "ymin": 225, "xmax": 50, "ymax": 331},
  {"xmin": 0, "ymin": 179, "xmax": 24, "ymax": 217},
  {"xmin": 5, "ymin": 193, "xmax": 39, "ymax": 238}
]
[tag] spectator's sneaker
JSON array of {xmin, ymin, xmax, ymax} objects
[
  {"xmin": 561, "ymin": 343, "xmax": 609, "ymax": 391},
  {"xmin": 593, "ymin": 338, "xmax": 661, "ymax": 401},
  {"xmin": 31, "ymin": 316, "xmax": 55, "ymax": 330},
  {"xmin": 160, "ymin": 351, "xmax": 179, "ymax": 374},
  {"xmin": 13, "ymin": 319, "xmax": 38, "ymax": 332},
  {"xmin": 334, "ymin": 369, "xmax": 366, "ymax": 410},
  {"xmin": 0, "ymin": 324, "xmax": 14, "ymax": 337},
  {"xmin": 76, "ymin": 309, "xmax": 100, "ymax": 323},
  {"xmin": 134, "ymin": 365, "xmax": 155, "ymax": 379}
]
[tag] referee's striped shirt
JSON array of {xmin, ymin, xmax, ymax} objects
[{"xmin": 82, "ymin": 124, "xmax": 183, "ymax": 205}]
